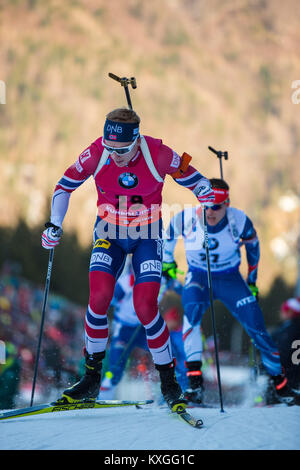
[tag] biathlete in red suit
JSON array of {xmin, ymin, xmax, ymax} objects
[{"xmin": 42, "ymin": 107, "xmax": 215, "ymax": 408}]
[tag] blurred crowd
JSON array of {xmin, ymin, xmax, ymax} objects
[{"xmin": 0, "ymin": 261, "xmax": 85, "ymax": 409}]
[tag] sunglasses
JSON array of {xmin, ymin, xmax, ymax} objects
[
  {"xmin": 101, "ymin": 136, "xmax": 139, "ymax": 155},
  {"xmin": 204, "ymin": 203, "xmax": 225, "ymax": 211}
]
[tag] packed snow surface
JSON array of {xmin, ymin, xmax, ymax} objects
[{"xmin": 1, "ymin": 403, "xmax": 300, "ymax": 450}]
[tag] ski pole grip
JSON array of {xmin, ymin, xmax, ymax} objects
[{"xmin": 130, "ymin": 77, "xmax": 137, "ymax": 89}]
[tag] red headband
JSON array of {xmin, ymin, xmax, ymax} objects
[
  {"xmin": 281, "ymin": 298, "xmax": 300, "ymax": 317},
  {"xmin": 212, "ymin": 187, "xmax": 230, "ymax": 204}
]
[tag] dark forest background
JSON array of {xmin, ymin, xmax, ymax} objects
[{"xmin": 0, "ymin": 219, "xmax": 294, "ymax": 354}]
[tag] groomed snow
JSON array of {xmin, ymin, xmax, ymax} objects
[{"xmin": 1, "ymin": 403, "xmax": 299, "ymax": 450}]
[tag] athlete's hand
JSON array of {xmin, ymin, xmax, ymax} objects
[
  {"xmin": 248, "ymin": 283, "xmax": 259, "ymax": 301},
  {"xmin": 195, "ymin": 181, "xmax": 215, "ymax": 206},
  {"xmin": 162, "ymin": 261, "xmax": 183, "ymax": 280},
  {"xmin": 42, "ymin": 222, "xmax": 63, "ymax": 249}
]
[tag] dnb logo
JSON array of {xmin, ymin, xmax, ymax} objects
[{"xmin": 118, "ymin": 172, "xmax": 139, "ymax": 189}]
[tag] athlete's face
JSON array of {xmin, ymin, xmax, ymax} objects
[
  {"xmin": 103, "ymin": 138, "xmax": 140, "ymax": 167},
  {"xmin": 205, "ymin": 204, "xmax": 227, "ymax": 226}
]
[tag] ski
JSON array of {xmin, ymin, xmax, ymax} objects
[
  {"xmin": 0, "ymin": 399, "xmax": 154, "ymax": 421},
  {"xmin": 175, "ymin": 409, "xmax": 203, "ymax": 428},
  {"xmin": 171, "ymin": 402, "xmax": 203, "ymax": 428}
]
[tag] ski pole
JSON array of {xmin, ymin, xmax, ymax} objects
[
  {"xmin": 202, "ymin": 207, "xmax": 225, "ymax": 412},
  {"xmin": 249, "ymin": 339, "xmax": 259, "ymax": 382},
  {"xmin": 30, "ymin": 248, "xmax": 54, "ymax": 406},
  {"xmin": 207, "ymin": 146, "xmax": 228, "ymax": 406},
  {"xmin": 208, "ymin": 146, "xmax": 228, "ymax": 180},
  {"xmin": 108, "ymin": 72, "xmax": 137, "ymax": 110}
]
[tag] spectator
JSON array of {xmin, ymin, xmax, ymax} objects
[{"xmin": 271, "ymin": 297, "xmax": 300, "ymax": 391}]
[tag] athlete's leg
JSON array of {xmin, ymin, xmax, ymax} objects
[
  {"xmin": 60, "ymin": 224, "xmax": 128, "ymax": 402},
  {"xmin": 85, "ymin": 235, "xmax": 126, "ymax": 354},
  {"xmin": 131, "ymin": 237, "xmax": 184, "ymax": 406},
  {"xmin": 169, "ymin": 330, "xmax": 189, "ymax": 390},
  {"xmin": 181, "ymin": 271, "xmax": 209, "ymax": 362},
  {"xmin": 181, "ymin": 271, "xmax": 209, "ymax": 402},
  {"xmin": 216, "ymin": 271, "xmax": 282, "ymax": 376},
  {"xmin": 132, "ymin": 237, "xmax": 172, "ymax": 365},
  {"xmin": 182, "ymin": 316, "xmax": 204, "ymax": 363},
  {"xmin": 216, "ymin": 272, "xmax": 297, "ymax": 403}
]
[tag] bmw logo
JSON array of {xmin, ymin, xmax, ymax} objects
[
  {"xmin": 118, "ymin": 172, "xmax": 139, "ymax": 189},
  {"xmin": 202, "ymin": 237, "xmax": 219, "ymax": 250}
]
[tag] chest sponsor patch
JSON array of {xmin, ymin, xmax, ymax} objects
[
  {"xmin": 118, "ymin": 172, "xmax": 139, "ymax": 189},
  {"xmin": 202, "ymin": 237, "xmax": 219, "ymax": 251}
]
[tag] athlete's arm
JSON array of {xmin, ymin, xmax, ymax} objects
[
  {"xmin": 157, "ymin": 145, "xmax": 214, "ymax": 204},
  {"xmin": 240, "ymin": 216, "xmax": 260, "ymax": 284},
  {"xmin": 50, "ymin": 144, "xmax": 99, "ymax": 227}
]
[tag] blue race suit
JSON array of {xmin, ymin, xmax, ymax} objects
[{"xmin": 164, "ymin": 206, "xmax": 282, "ymax": 376}]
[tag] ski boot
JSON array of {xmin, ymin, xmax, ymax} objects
[
  {"xmin": 155, "ymin": 359, "xmax": 187, "ymax": 412},
  {"xmin": 184, "ymin": 361, "xmax": 204, "ymax": 404},
  {"xmin": 266, "ymin": 372, "xmax": 296, "ymax": 406},
  {"xmin": 56, "ymin": 350, "xmax": 105, "ymax": 404}
]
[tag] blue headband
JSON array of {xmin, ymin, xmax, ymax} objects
[{"xmin": 103, "ymin": 119, "xmax": 140, "ymax": 143}]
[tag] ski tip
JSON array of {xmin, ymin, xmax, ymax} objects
[
  {"xmin": 176, "ymin": 410, "xmax": 204, "ymax": 428},
  {"xmin": 195, "ymin": 418, "xmax": 204, "ymax": 428},
  {"xmin": 134, "ymin": 400, "xmax": 154, "ymax": 407}
]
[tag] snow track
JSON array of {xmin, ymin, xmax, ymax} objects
[{"xmin": 1, "ymin": 404, "xmax": 299, "ymax": 450}]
